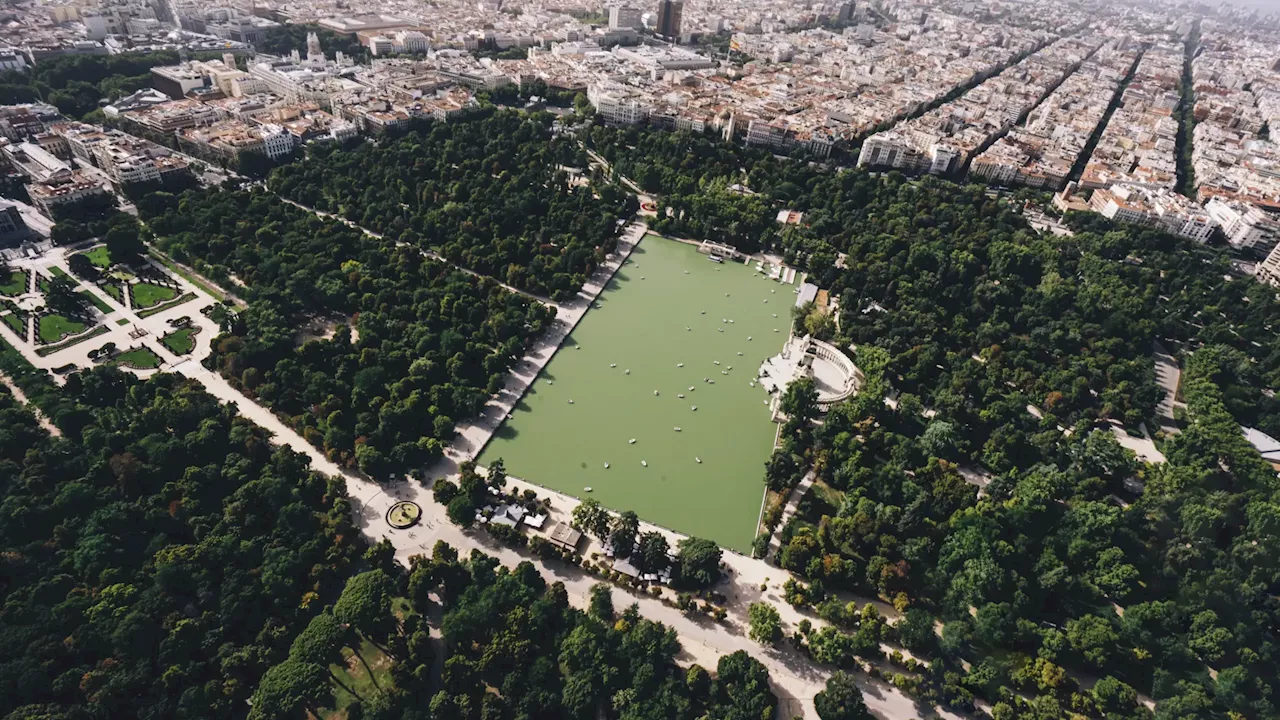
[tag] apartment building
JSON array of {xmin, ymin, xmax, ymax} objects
[
  {"xmin": 970, "ymin": 42, "xmax": 1139, "ymax": 190},
  {"xmin": 1256, "ymin": 242, "xmax": 1280, "ymax": 287},
  {"xmin": 744, "ymin": 118, "xmax": 834, "ymax": 157},
  {"xmin": 179, "ymin": 120, "xmax": 294, "ymax": 161},
  {"xmin": 0, "ymin": 200, "xmax": 27, "ymax": 247},
  {"xmin": 114, "ymin": 98, "xmax": 219, "ymax": 133},
  {"xmin": 1205, "ymin": 197, "xmax": 1280, "ymax": 254},
  {"xmin": 46, "ymin": 122, "xmax": 190, "ymax": 185},
  {"xmin": 1, "ymin": 141, "xmax": 108, "ymax": 213},
  {"xmin": 588, "ymin": 84, "xmax": 649, "ymax": 125},
  {"xmin": 1079, "ymin": 43, "xmax": 1183, "ymax": 192},
  {"xmin": 1089, "ymin": 184, "xmax": 1216, "ymax": 242},
  {"xmin": 152, "ymin": 64, "xmax": 208, "ymax": 99},
  {"xmin": 609, "ymin": 6, "xmax": 643, "ymax": 30},
  {"xmin": 0, "ymin": 103, "xmax": 62, "ymax": 141},
  {"xmin": 860, "ymin": 35, "xmax": 1101, "ymax": 176}
]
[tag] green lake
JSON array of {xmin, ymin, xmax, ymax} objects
[{"xmin": 478, "ymin": 234, "xmax": 791, "ymax": 552}]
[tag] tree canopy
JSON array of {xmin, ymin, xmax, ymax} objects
[
  {"xmin": 140, "ymin": 185, "xmax": 555, "ymax": 479},
  {"xmin": 0, "ymin": 370, "xmax": 362, "ymax": 719},
  {"xmin": 268, "ymin": 110, "xmax": 636, "ymax": 301}
]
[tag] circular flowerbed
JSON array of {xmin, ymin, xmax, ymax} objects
[{"xmin": 386, "ymin": 501, "xmax": 422, "ymax": 529}]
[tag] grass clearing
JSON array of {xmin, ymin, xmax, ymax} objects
[
  {"xmin": 0, "ymin": 270, "xmax": 28, "ymax": 296},
  {"xmin": 3, "ymin": 314, "xmax": 24, "ymax": 335},
  {"xmin": 160, "ymin": 327, "xmax": 197, "ymax": 355},
  {"xmin": 131, "ymin": 282, "xmax": 178, "ymax": 309},
  {"xmin": 48, "ymin": 266, "xmax": 68, "ymax": 278},
  {"xmin": 149, "ymin": 250, "xmax": 227, "ymax": 301},
  {"xmin": 811, "ymin": 478, "xmax": 847, "ymax": 509},
  {"xmin": 137, "ymin": 292, "xmax": 196, "ymax": 319},
  {"xmin": 36, "ymin": 325, "xmax": 107, "ymax": 356},
  {"xmin": 82, "ymin": 246, "xmax": 112, "ymax": 268},
  {"xmin": 38, "ymin": 314, "xmax": 87, "ymax": 344},
  {"xmin": 324, "ymin": 636, "xmax": 393, "ymax": 718},
  {"xmin": 113, "ymin": 346, "xmax": 162, "ymax": 369},
  {"xmin": 80, "ymin": 290, "xmax": 112, "ymax": 314},
  {"xmin": 102, "ymin": 283, "xmax": 125, "ymax": 304}
]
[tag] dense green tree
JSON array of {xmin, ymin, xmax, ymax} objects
[
  {"xmin": 676, "ymin": 537, "xmax": 722, "ymax": 588},
  {"xmin": 636, "ymin": 531, "xmax": 671, "ymax": 573},
  {"xmin": 333, "ymin": 570, "xmax": 396, "ymax": 641},
  {"xmin": 268, "ymin": 111, "xmax": 629, "ymax": 302},
  {"xmin": 43, "ymin": 276, "xmax": 87, "ymax": 318},
  {"xmin": 0, "ymin": 372, "xmax": 362, "ymax": 719},
  {"xmin": 814, "ymin": 671, "xmax": 871, "ymax": 720},
  {"xmin": 710, "ymin": 651, "xmax": 777, "ymax": 720},
  {"xmin": 247, "ymin": 660, "xmax": 333, "ymax": 720},
  {"xmin": 781, "ymin": 376, "xmax": 819, "ymax": 423},
  {"xmin": 589, "ymin": 583, "xmax": 615, "ymax": 621},
  {"xmin": 288, "ymin": 612, "xmax": 348, "ymax": 666},
  {"xmin": 747, "ymin": 602, "xmax": 782, "ymax": 645},
  {"xmin": 572, "ymin": 497, "xmax": 612, "ymax": 539},
  {"xmin": 0, "ymin": 51, "xmax": 186, "ymax": 118},
  {"xmin": 609, "ymin": 510, "xmax": 640, "ymax": 558},
  {"xmin": 139, "ymin": 185, "xmax": 554, "ymax": 478}
]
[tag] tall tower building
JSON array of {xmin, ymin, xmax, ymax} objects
[
  {"xmin": 609, "ymin": 5, "xmax": 643, "ymax": 30},
  {"xmin": 656, "ymin": 0, "xmax": 683, "ymax": 42},
  {"xmin": 836, "ymin": 1, "xmax": 855, "ymax": 25},
  {"xmin": 306, "ymin": 31, "xmax": 323, "ymax": 62}
]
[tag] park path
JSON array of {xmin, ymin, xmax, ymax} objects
[
  {"xmin": 1, "ymin": 218, "xmax": 956, "ymax": 718},
  {"xmin": 270, "ymin": 192, "xmax": 556, "ymax": 307},
  {"xmin": 767, "ymin": 471, "xmax": 816, "ymax": 558},
  {"xmin": 437, "ymin": 221, "xmax": 645, "ymax": 464},
  {"xmin": 0, "ymin": 372, "xmax": 61, "ymax": 437},
  {"xmin": 1153, "ymin": 341, "xmax": 1182, "ymax": 435},
  {"xmin": 171, "ymin": 355, "xmax": 942, "ymax": 720},
  {"xmin": 157, "ymin": 215, "xmax": 957, "ymax": 719}
]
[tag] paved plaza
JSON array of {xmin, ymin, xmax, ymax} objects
[{"xmin": 0, "ymin": 243, "xmax": 219, "ymax": 380}]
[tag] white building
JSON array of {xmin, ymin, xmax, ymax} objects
[
  {"xmin": 1205, "ymin": 197, "xmax": 1280, "ymax": 254},
  {"xmin": 1257, "ymin": 243, "xmax": 1280, "ymax": 288},
  {"xmin": 588, "ymin": 84, "xmax": 648, "ymax": 125},
  {"xmin": 369, "ymin": 36, "xmax": 394, "ymax": 56},
  {"xmin": 395, "ymin": 31, "xmax": 430, "ymax": 54},
  {"xmin": 259, "ymin": 124, "xmax": 294, "ymax": 160},
  {"xmin": 0, "ymin": 47, "xmax": 27, "ymax": 72},
  {"xmin": 609, "ymin": 6, "xmax": 643, "ymax": 30},
  {"xmin": 1089, "ymin": 184, "xmax": 1217, "ymax": 243},
  {"xmin": 858, "ymin": 130, "xmax": 955, "ymax": 174}
]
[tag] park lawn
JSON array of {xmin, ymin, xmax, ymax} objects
[
  {"xmin": 35, "ymin": 325, "xmax": 107, "ymax": 356},
  {"xmin": 48, "ymin": 266, "xmax": 68, "ymax": 278},
  {"xmin": 0, "ymin": 270, "xmax": 27, "ymax": 296},
  {"xmin": 82, "ymin": 246, "xmax": 112, "ymax": 268},
  {"xmin": 115, "ymin": 318, "xmax": 129, "ymax": 326},
  {"xmin": 323, "ymin": 636, "xmax": 393, "ymax": 718},
  {"xmin": 113, "ymin": 347, "xmax": 162, "ymax": 369},
  {"xmin": 160, "ymin": 327, "xmax": 197, "ymax": 355},
  {"xmin": 137, "ymin": 292, "xmax": 196, "ymax": 319},
  {"xmin": 150, "ymin": 250, "xmax": 226, "ymax": 301},
  {"xmin": 38, "ymin": 314, "xmax": 87, "ymax": 344},
  {"xmin": 3, "ymin": 313, "xmax": 23, "ymax": 335},
  {"xmin": 80, "ymin": 290, "xmax": 113, "ymax": 314},
  {"xmin": 102, "ymin": 282, "xmax": 125, "ymax": 304},
  {"xmin": 131, "ymin": 282, "xmax": 178, "ymax": 309},
  {"xmin": 811, "ymin": 478, "xmax": 847, "ymax": 509}
]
